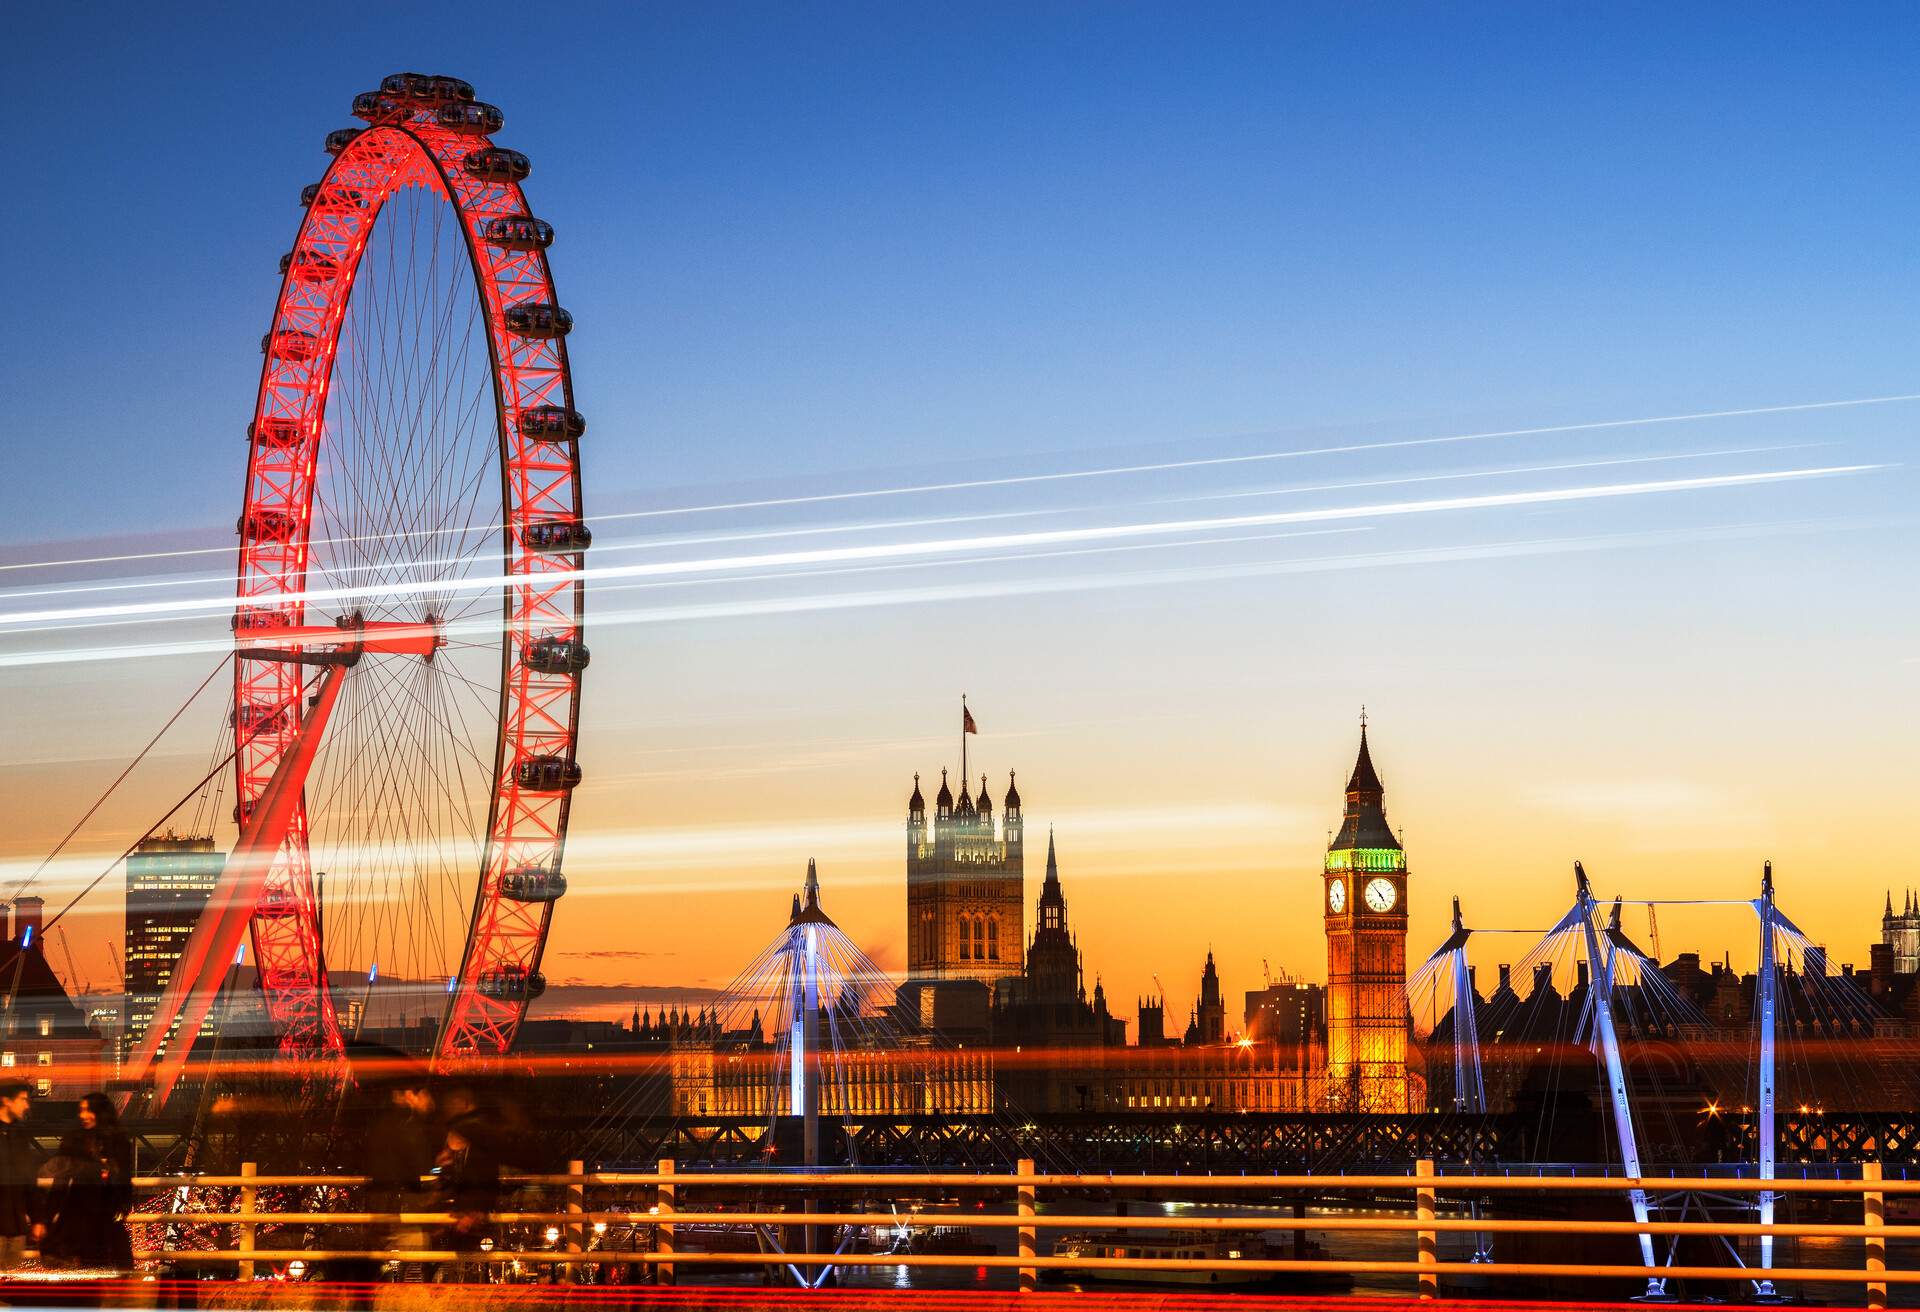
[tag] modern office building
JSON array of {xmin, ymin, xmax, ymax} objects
[{"xmin": 124, "ymin": 833, "xmax": 223, "ymax": 1056}]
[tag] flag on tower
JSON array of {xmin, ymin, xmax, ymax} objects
[{"xmin": 963, "ymin": 704, "xmax": 977, "ymax": 734}]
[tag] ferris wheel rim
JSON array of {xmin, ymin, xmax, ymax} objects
[{"xmin": 234, "ymin": 87, "xmax": 586, "ymax": 1063}]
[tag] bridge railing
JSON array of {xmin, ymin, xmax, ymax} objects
[{"xmin": 124, "ymin": 1158, "xmax": 1920, "ymax": 1306}]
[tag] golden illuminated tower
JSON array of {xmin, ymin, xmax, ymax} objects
[
  {"xmin": 1321, "ymin": 714, "xmax": 1411, "ymax": 1111},
  {"xmin": 906, "ymin": 768, "xmax": 1025, "ymax": 998}
]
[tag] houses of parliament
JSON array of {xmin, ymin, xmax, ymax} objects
[
  {"xmin": 592, "ymin": 715, "xmax": 1427, "ymax": 1123},
  {"xmin": 881, "ymin": 715, "xmax": 1424, "ymax": 1116}
]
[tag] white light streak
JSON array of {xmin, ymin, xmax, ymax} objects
[
  {"xmin": 0, "ymin": 512, "xmax": 1849, "ymax": 670},
  {"xmin": 1, "ymin": 391, "xmax": 1910, "ymax": 575},
  {"xmin": 0, "ymin": 441, "xmax": 1812, "ymax": 607},
  {"xmin": 0, "ymin": 463, "xmax": 1877, "ymax": 631}
]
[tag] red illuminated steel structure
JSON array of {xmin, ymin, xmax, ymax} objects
[{"xmin": 130, "ymin": 75, "xmax": 586, "ymax": 1103}]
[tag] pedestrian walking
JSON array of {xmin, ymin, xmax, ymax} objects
[
  {"xmin": 39, "ymin": 1094, "xmax": 133, "ymax": 1271},
  {"xmin": 332, "ymin": 1067, "xmax": 437, "ymax": 1287},
  {"xmin": 430, "ymin": 1087, "xmax": 502, "ymax": 1282},
  {"xmin": 0, "ymin": 1083, "xmax": 44, "ymax": 1268}
]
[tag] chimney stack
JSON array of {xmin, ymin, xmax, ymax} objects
[
  {"xmin": 12, "ymin": 897, "xmax": 43, "ymax": 948},
  {"xmin": 1871, "ymin": 942, "xmax": 1895, "ymax": 996}
]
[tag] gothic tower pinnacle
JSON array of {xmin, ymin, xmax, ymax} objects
[{"xmin": 1322, "ymin": 710, "xmax": 1412, "ymax": 1112}]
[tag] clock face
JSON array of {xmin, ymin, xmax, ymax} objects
[
  {"xmin": 1364, "ymin": 877, "xmax": 1397, "ymax": 913},
  {"xmin": 1327, "ymin": 879, "xmax": 1346, "ymax": 914}
]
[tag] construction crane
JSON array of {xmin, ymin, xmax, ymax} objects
[
  {"xmin": 54, "ymin": 925, "xmax": 89, "ymax": 997},
  {"xmin": 1262, "ymin": 958, "xmax": 1274, "ymax": 988},
  {"xmin": 104, "ymin": 939, "xmax": 125, "ymax": 990},
  {"xmin": 1645, "ymin": 904, "xmax": 1663, "ymax": 962}
]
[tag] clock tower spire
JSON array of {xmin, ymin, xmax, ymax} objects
[{"xmin": 1322, "ymin": 711, "xmax": 1412, "ymax": 1111}]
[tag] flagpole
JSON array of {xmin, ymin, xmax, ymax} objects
[{"xmin": 961, "ymin": 693, "xmax": 968, "ymax": 788}]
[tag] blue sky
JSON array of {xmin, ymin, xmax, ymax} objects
[
  {"xmin": 6, "ymin": 3, "xmax": 1918, "ymax": 531},
  {"xmin": 3, "ymin": 4, "xmax": 1917, "ymax": 1005}
]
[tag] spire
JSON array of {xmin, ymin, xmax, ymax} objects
[
  {"xmin": 1035, "ymin": 828, "xmax": 1068, "ymax": 938},
  {"xmin": 909, "ymin": 772, "xmax": 925, "ymax": 816},
  {"xmin": 1885, "ymin": 890, "xmax": 1893, "ymax": 920},
  {"xmin": 1346, "ymin": 708, "xmax": 1384, "ymax": 795},
  {"xmin": 1329, "ymin": 711, "xmax": 1401, "ymax": 853},
  {"xmin": 955, "ymin": 772, "xmax": 975, "ymax": 816},
  {"xmin": 789, "ymin": 857, "xmax": 836, "ymax": 927},
  {"xmin": 977, "ymin": 774, "xmax": 992, "ymax": 813},
  {"xmin": 1004, "ymin": 769, "xmax": 1021, "ymax": 811}
]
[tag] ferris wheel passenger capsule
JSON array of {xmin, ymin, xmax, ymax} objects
[
  {"xmin": 381, "ymin": 72, "xmax": 475, "ymax": 104},
  {"xmin": 350, "ymin": 91, "xmax": 405, "ymax": 123},
  {"xmin": 238, "ymin": 507, "xmax": 298, "ymax": 540},
  {"xmin": 323, "ymin": 128, "xmax": 364, "ymax": 156},
  {"xmin": 476, "ymin": 968, "xmax": 546, "ymax": 1001},
  {"xmin": 301, "ymin": 182, "xmax": 367, "ymax": 208},
  {"xmin": 248, "ymin": 418, "xmax": 304, "ymax": 448},
  {"xmin": 261, "ymin": 329, "xmax": 320, "ymax": 361},
  {"xmin": 504, "ymin": 302, "xmax": 572, "ymax": 339},
  {"xmin": 514, "ymin": 755, "xmax": 582, "ymax": 792},
  {"xmin": 523, "ymin": 518, "xmax": 592, "ymax": 555},
  {"xmin": 518, "ymin": 406, "xmax": 586, "ymax": 443},
  {"xmin": 280, "ymin": 249, "xmax": 339, "ymax": 282},
  {"xmin": 436, "ymin": 102, "xmax": 504, "ymax": 135},
  {"xmin": 500, "ymin": 867, "xmax": 568, "ymax": 903},
  {"xmin": 463, "ymin": 147, "xmax": 530, "ymax": 184},
  {"xmin": 255, "ymin": 895, "xmax": 299, "ymax": 920},
  {"xmin": 233, "ymin": 702, "xmax": 293, "ymax": 734},
  {"xmin": 524, "ymin": 636, "xmax": 591, "ymax": 676},
  {"xmin": 483, "ymin": 215, "xmax": 554, "ymax": 251}
]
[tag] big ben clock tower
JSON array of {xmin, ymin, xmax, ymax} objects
[{"xmin": 1322, "ymin": 712, "xmax": 1412, "ymax": 1112}]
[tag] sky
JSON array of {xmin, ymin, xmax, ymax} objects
[{"xmin": 1, "ymin": 4, "xmax": 1917, "ymax": 1028}]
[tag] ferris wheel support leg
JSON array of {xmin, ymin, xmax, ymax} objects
[{"xmin": 120, "ymin": 663, "xmax": 349, "ymax": 1113}]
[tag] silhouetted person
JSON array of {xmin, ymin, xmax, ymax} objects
[
  {"xmin": 431, "ymin": 1086, "xmax": 502, "ymax": 1281},
  {"xmin": 0, "ymin": 1084, "xmax": 44, "ymax": 1267},
  {"xmin": 39, "ymin": 1094, "xmax": 133, "ymax": 1271},
  {"xmin": 334, "ymin": 1073, "xmax": 437, "ymax": 1287}
]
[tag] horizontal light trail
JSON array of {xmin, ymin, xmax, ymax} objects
[
  {"xmin": 0, "ymin": 803, "xmax": 1292, "ymax": 899},
  {"xmin": 0, "ymin": 441, "xmax": 1813, "ymax": 608},
  {"xmin": 0, "ymin": 512, "xmax": 1851, "ymax": 670},
  {"xmin": 572, "ymin": 393, "xmax": 1920, "ymax": 522},
  {"xmin": 0, "ymin": 526, "xmax": 1371, "ymax": 646},
  {"xmin": 1, "ymin": 390, "xmax": 1909, "ymax": 576},
  {"xmin": 0, "ymin": 463, "xmax": 1878, "ymax": 631}
]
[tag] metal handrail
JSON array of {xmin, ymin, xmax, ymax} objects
[
  {"xmin": 126, "ymin": 1157, "xmax": 1907, "ymax": 1305},
  {"xmin": 133, "ymin": 1170, "xmax": 1920, "ymax": 1193},
  {"xmin": 118, "ymin": 1210, "xmax": 1920, "ymax": 1238}
]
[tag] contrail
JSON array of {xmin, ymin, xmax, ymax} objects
[
  {"xmin": 0, "ymin": 441, "xmax": 1802, "ymax": 606},
  {"xmin": 579, "ymin": 396, "xmax": 1913, "ymax": 522},
  {"xmin": 0, "ymin": 391, "xmax": 1909, "ymax": 574},
  {"xmin": 0, "ymin": 513, "xmax": 1851, "ymax": 670},
  {"xmin": 0, "ymin": 463, "xmax": 1878, "ymax": 630},
  {"xmin": 0, "ymin": 527, "xmax": 1372, "ymax": 644}
]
